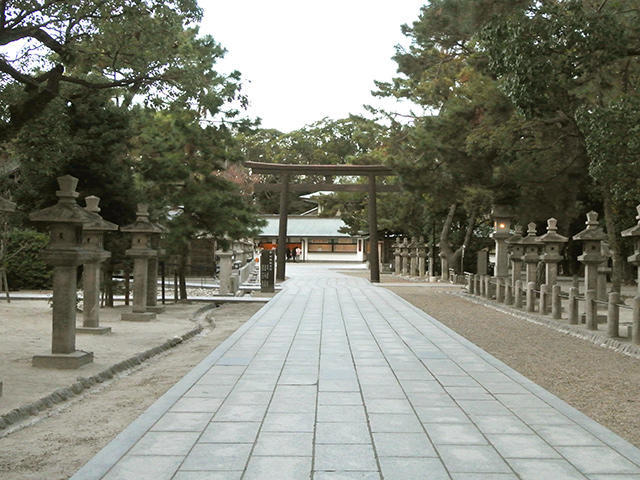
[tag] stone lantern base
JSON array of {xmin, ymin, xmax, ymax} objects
[
  {"xmin": 146, "ymin": 305, "xmax": 165, "ymax": 314},
  {"xmin": 76, "ymin": 325, "xmax": 112, "ymax": 335},
  {"xmin": 32, "ymin": 350, "xmax": 93, "ymax": 369},
  {"xmin": 121, "ymin": 311, "xmax": 156, "ymax": 322}
]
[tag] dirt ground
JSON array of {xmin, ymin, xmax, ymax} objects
[
  {"xmin": 0, "ymin": 300, "xmax": 265, "ymax": 480},
  {"xmin": 385, "ymin": 286, "xmax": 640, "ymax": 448}
]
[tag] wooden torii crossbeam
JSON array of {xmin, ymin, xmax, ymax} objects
[{"xmin": 246, "ymin": 161, "xmax": 399, "ymax": 283}]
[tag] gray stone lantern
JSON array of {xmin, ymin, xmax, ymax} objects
[
  {"xmin": 521, "ymin": 222, "xmax": 540, "ymax": 285},
  {"xmin": 77, "ymin": 196, "xmax": 118, "ymax": 334},
  {"xmin": 573, "ymin": 211, "xmax": 606, "ymax": 292},
  {"xmin": 408, "ymin": 236, "xmax": 418, "ymax": 277},
  {"xmin": 29, "ymin": 175, "xmax": 96, "ymax": 368},
  {"xmin": 120, "ymin": 204, "xmax": 162, "ymax": 322},
  {"xmin": 492, "ymin": 205, "xmax": 514, "ymax": 279},
  {"xmin": 538, "ymin": 218, "xmax": 568, "ymax": 286},
  {"xmin": 417, "ymin": 236, "xmax": 427, "ymax": 277},
  {"xmin": 401, "ymin": 237, "xmax": 410, "ymax": 276},
  {"xmin": 506, "ymin": 225, "xmax": 524, "ymax": 287},
  {"xmin": 622, "ymin": 204, "xmax": 640, "ymax": 295},
  {"xmin": 146, "ymin": 221, "xmax": 166, "ymax": 313},
  {"xmin": 597, "ymin": 242, "xmax": 612, "ymax": 301},
  {"xmin": 392, "ymin": 237, "xmax": 402, "ymax": 275}
]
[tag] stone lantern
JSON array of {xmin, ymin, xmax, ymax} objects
[
  {"xmin": 521, "ymin": 222, "xmax": 540, "ymax": 285},
  {"xmin": 29, "ymin": 175, "xmax": 95, "ymax": 368},
  {"xmin": 401, "ymin": 237, "xmax": 410, "ymax": 276},
  {"xmin": 120, "ymin": 204, "xmax": 162, "ymax": 321},
  {"xmin": 77, "ymin": 196, "xmax": 118, "ymax": 334},
  {"xmin": 538, "ymin": 218, "xmax": 568, "ymax": 286},
  {"xmin": 621, "ymin": 204, "xmax": 640, "ymax": 295},
  {"xmin": 146, "ymin": 221, "xmax": 166, "ymax": 313},
  {"xmin": 597, "ymin": 242, "xmax": 612, "ymax": 301},
  {"xmin": 408, "ymin": 236, "xmax": 418, "ymax": 277},
  {"xmin": 506, "ymin": 225, "xmax": 524, "ymax": 287},
  {"xmin": 392, "ymin": 237, "xmax": 402, "ymax": 275},
  {"xmin": 492, "ymin": 205, "xmax": 514, "ymax": 279},
  {"xmin": 417, "ymin": 236, "xmax": 427, "ymax": 277},
  {"xmin": 573, "ymin": 211, "xmax": 606, "ymax": 292}
]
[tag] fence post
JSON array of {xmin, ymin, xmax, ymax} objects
[
  {"xmin": 552, "ymin": 284, "xmax": 561, "ymax": 320},
  {"xmin": 586, "ymin": 289, "xmax": 597, "ymax": 330},
  {"xmin": 505, "ymin": 281, "xmax": 513, "ymax": 305},
  {"xmin": 496, "ymin": 278, "xmax": 504, "ymax": 303},
  {"xmin": 633, "ymin": 296, "xmax": 640, "ymax": 345},
  {"xmin": 607, "ymin": 291, "xmax": 620, "ymax": 338},
  {"xmin": 514, "ymin": 280, "xmax": 522, "ymax": 309},
  {"xmin": 526, "ymin": 281, "xmax": 535, "ymax": 312},
  {"xmin": 468, "ymin": 274, "xmax": 475, "ymax": 294},
  {"xmin": 484, "ymin": 276, "xmax": 491, "ymax": 299},
  {"xmin": 539, "ymin": 284, "xmax": 548, "ymax": 315},
  {"xmin": 474, "ymin": 274, "xmax": 480, "ymax": 295},
  {"xmin": 568, "ymin": 287, "xmax": 578, "ymax": 324}
]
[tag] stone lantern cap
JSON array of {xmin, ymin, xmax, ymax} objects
[
  {"xmin": 0, "ymin": 196, "xmax": 16, "ymax": 212},
  {"xmin": 621, "ymin": 204, "xmax": 640, "ymax": 238},
  {"xmin": 83, "ymin": 196, "xmax": 118, "ymax": 232},
  {"xmin": 520, "ymin": 222, "xmax": 541, "ymax": 247},
  {"xmin": 539, "ymin": 218, "xmax": 568, "ymax": 245},
  {"xmin": 120, "ymin": 204, "xmax": 163, "ymax": 234},
  {"xmin": 506, "ymin": 225, "xmax": 523, "ymax": 245},
  {"xmin": 572, "ymin": 211, "xmax": 606, "ymax": 242},
  {"xmin": 29, "ymin": 175, "xmax": 96, "ymax": 225}
]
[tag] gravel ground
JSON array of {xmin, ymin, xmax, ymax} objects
[{"xmin": 385, "ymin": 286, "xmax": 640, "ymax": 448}]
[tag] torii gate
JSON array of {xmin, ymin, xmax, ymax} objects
[{"xmin": 246, "ymin": 161, "xmax": 399, "ymax": 283}]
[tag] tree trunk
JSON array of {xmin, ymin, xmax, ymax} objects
[
  {"xmin": 439, "ymin": 203, "xmax": 478, "ymax": 274},
  {"xmin": 603, "ymin": 193, "xmax": 623, "ymax": 293}
]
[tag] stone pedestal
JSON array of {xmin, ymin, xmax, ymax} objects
[
  {"xmin": 217, "ymin": 250, "xmax": 234, "ymax": 295},
  {"xmin": 573, "ymin": 211, "xmax": 606, "ymax": 293},
  {"xmin": 401, "ymin": 238, "xmax": 409, "ymax": 276},
  {"xmin": 521, "ymin": 223, "xmax": 540, "ymax": 285},
  {"xmin": 120, "ymin": 204, "xmax": 161, "ymax": 322},
  {"xmin": 477, "ymin": 248, "xmax": 488, "ymax": 276},
  {"xmin": 408, "ymin": 237, "xmax": 418, "ymax": 277},
  {"xmin": 393, "ymin": 238, "xmax": 402, "ymax": 275},
  {"xmin": 597, "ymin": 242, "xmax": 612, "ymax": 301},
  {"xmin": 492, "ymin": 205, "xmax": 514, "ymax": 280},
  {"xmin": 539, "ymin": 218, "xmax": 568, "ymax": 286},
  {"xmin": 29, "ymin": 175, "xmax": 96, "ymax": 368}
]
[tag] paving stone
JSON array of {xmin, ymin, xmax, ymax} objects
[
  {"xmin": 262, "ymin": 412, "xmax": 315, "ymax": 432},
  {"xmin": 173, "ymin": 472, "xmax": 242, "ymax": 480},
  {"xmin": 316, "ymin": 422, "xmax": 371, "ymax": 444},
  {"xmin": 507, "ymin": 458, "xmax": 588, "ymax": 480},
  {"xmin": 450, "ymin": 474, "xmax": 519, "ymax": 480},
  {"xmin": 437, "ymin": 445, "xmax": 511, "ymax": 473},
  {"xmin": 129, "ymin": 431, "xmax": 199, "ymax": 456},
  {"xmin": 184, "ymin": 384, "xmax": 233, "ymax": 398},
  {"xmin": 317, "ymin": 405, "xmax": 367, "ymax": 422},
  {"xmin": 533, "ymin": 424, "xmax": 603, "ymax": 447},
  {"xmin": 365, "ymin": 398, "xmax": 414, "ymax": 414},
  {"xmin": 199, "ymin": 421, "xmax": 260, "ymax": 443},
  {"xmin": 556, "ymin": 446, "xmax": 640, "ymax": 474},
  {"xmin": 425, "ymin": 423, "xmax": 488, "ymax": 445},
  {"xmin": 181, "ymin": 443, "xmax": 252, "ymax": 471},
  {"xmin": 378, "ymin": 457, "xmax": 450, "ymax": 480},
  {"xmin": 315, "ymin": 444, "xmax": 377, "ymax": 471},
  {"xmin": 471, "ymin": 415, "xmax": 533, "ymax": 435},
  {"xmin": 318, "ymin": 391, "xmax": 363, "ymax": 405},
  {"xmin": 224, "ymin": 391, "xmax": 273, "ymax": 405},
  {"xmin": 253, "ymin": 432, "xmax": 313, "ymax": 456},
  {"xmin": 314, "ymin": 472, "xmax": 380, "ymax": 479},
  {"xmin": 244, "ymin": 456, "xmax": 312, "ymax": 479},
  {"xmin": 150, "ymin": 412, "xmax": 213, "ymax": 432},
  {"xmin": 372, "ymin": 432, "xmax": 437, "ymax": 457},
  {"xmin": 416, "ymin": 406, "xmax": 471, "ymax": 424},
  {"xmin": 369, "ymin": 413, "xmax": 424, "ymax": 433},
  {"xmin": 213, "ymin": 404, "xmax": 268, "ymax": 422},
  {"xmin": 102, "ymin": 455, "xmax": 183, "ymax": 480},
  {"xmin": 169, "ymin": 397, "xmax": 224, "ymax": 413},
  {"xmin": 487, "ymin": 434, "xmax": 561, "ymax": 458}
]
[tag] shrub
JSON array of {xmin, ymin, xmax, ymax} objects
[{"xmin": 4, "ymin": 228, "xmax": 52, "ymax": 290}]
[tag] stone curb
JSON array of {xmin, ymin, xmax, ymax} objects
[
  {"xmin": 453, "ymin": 291, "xmax": 640, "ymax": 360},
  {"xmin": 0, "ymin": 307, "xmax": 214, "ymax": 432}
]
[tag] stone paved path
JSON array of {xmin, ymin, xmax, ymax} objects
[{"xmin": 72, "ymin": 265, "xmax": 640, "ymax": 480}]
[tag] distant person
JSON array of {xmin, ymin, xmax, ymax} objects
[
  {"xmin": 295, "ymin": 246, "xmax": 302, "ymax": 262},
  {"xmin": 292, "ymin": 247, "xmax": 297, "ymax": 262}
]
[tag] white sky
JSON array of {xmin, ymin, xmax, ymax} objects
[{"xmin": 199, "ymin": 0, "xmax": 426, "ymax": 132}]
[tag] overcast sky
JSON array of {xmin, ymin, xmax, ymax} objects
[{"xmin": 199, "ymin": 0, "xmax": 425, "ymax": 132}]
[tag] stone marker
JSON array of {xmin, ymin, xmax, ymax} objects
[
  {"xmin": 260, "ymin": 249, "xmax": 275, "ymax": 292},
  {"xmin": 146, "ymin": 222, "xmax": 166, "ymax": 313},
  {"xmin": 417, "ymin": 236, "xmax": 427, "ymax": 278},
  {"xmin": 393, "ymin": 237, "xmax": 402, "ymax": 275},
  {"xmin": 408, "ymin": 237, "xmax": 418, "ymax": 277},
  {"xmin": 507, "ymin": 226, "xmax": 524, "ymax": 288},
  {"xmin": 477, "ymin": 248, "xmax": 488, "ymax": 276},
  {"xmin": 539, "ymin": 218, "xmax": 568, "ymax": 286},
  {"xmin": 401, "ymin": 237, "xmax": 409, "ymax": 276},
  {"xmin": 491, "ymin": 205, "xmax": 514, "ymax": 279},
  {"xmin": 621, "ymin": 204, "xmax": 640, "ymax": 295},
  {"xmin": 521, "ymin": 222, "xmax": 540, "ymax": 285},
  {"xmin": 120, "ymin": 204, "xmax": 161, "ymax": 322},
  {"xmin": 29, "ymin": 175, "xmax": 95, "ymax": 368},
  {"xmin": 573, "ymin": 211, "xmax": 606, "ymax": 293},
  {"xmin": 77, "ymin": 196, "xmax": 118, "ymax": 334},
  {"xmin": 217, "ymin": 248, "xmax": 234, "ymax": 295}
]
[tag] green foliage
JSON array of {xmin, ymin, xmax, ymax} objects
[{"xmin": 5, "ymin": 229, "xmax": 51, "ymax": 290}]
